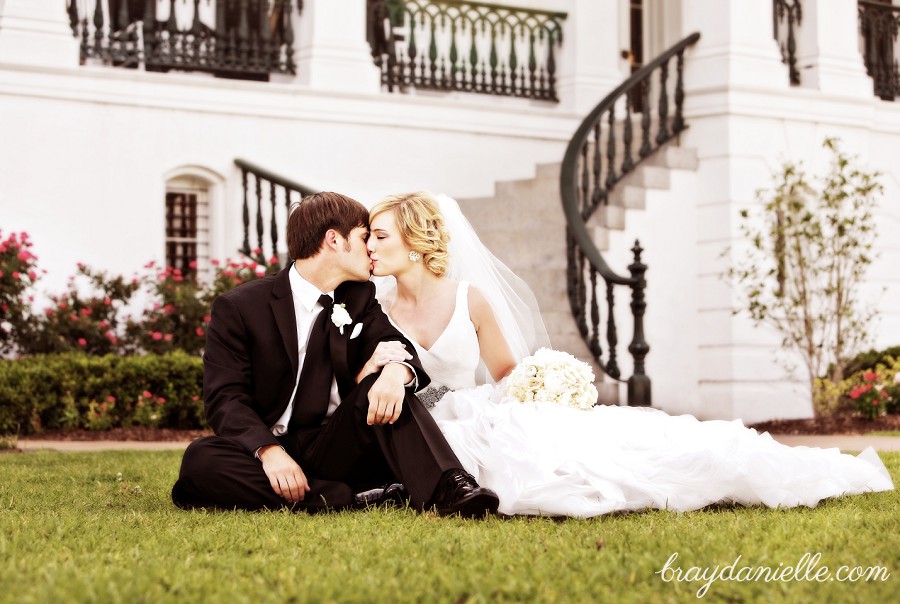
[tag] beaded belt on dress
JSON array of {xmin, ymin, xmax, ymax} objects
[{"xmin": 416, "ymin": 385, "xmax": 451, "ymax": 408}]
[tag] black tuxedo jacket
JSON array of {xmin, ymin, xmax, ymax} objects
[{"xmin": 202, "ymin": 267, "xmax": 430, "ymax": 455}]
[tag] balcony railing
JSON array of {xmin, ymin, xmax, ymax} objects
[
  {"xmin": 235, "ymin": 158, "xmax": 316, "ymax": 268},
  {"xmin": 66, "ymin": 0, "xmax": 300, "ymax": 80},
  {"xmin": 367, "ymin": 0, "xmax": 566, "ymax": 101},
  {"xmin": 859, "ymin": 0, "xmax": 900, "ymax": 101},
  {"xmin": 773, "ymin": 0, "xmax": 803, "ymax": 85}
]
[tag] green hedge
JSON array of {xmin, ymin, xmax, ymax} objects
[{"xmin": 0, "ymin": 352, "xmax": 205, "ymax": 434}]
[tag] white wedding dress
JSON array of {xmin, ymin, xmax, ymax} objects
[{"xmin": 398, "ymin": 282, "xmax": 894, "ymax": 517}]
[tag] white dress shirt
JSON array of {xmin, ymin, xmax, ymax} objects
[{"xmin": 269, "ymin": 266, "xmax": 416, "ymax": 436}]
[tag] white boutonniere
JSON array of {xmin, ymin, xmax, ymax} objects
[{"xmin": 331, "ymin": 303, "xmax": 353, "ymax": 334}]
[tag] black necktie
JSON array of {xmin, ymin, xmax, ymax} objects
[{"xmin": 289, "ymin": 294, "xmax": 334, "ymax": 430}]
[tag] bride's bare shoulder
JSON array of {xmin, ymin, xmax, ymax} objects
[{"xmin": 465, "ymin": 284, "xmax": 496, "ymax": 325}]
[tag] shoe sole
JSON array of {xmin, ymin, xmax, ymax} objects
[{"xmin": 437, "ymin": 490, "xmax": 500, "ymax": 518}]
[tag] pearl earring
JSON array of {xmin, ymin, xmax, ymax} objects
[{"xmin": 408, "ymin": 251, "xmax": 421, "ymax": 262}]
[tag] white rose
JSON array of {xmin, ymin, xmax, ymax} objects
[{"xmin": 331, "ymin": 303, "xmax": 352, "ymax": 334}]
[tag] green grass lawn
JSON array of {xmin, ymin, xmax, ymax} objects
[{"xmin": 1, "ymin": 450, "xmax": 897, "ymax": 603}]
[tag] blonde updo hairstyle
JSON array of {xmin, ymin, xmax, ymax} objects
[{"xmin": 370, "ymin": 192, "xmax": 451, "ymax": 278}]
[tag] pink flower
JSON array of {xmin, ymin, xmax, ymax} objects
[
  {"xmin": 104, "ymin": 298, "xmax": 111, "ymax": 306},
  {"xmin": 268, "ymin": 256, "xmax": 278, "ymax": 265},
  {"xmin": 164, "ymin": 334, "xmax": 173, "ymax": 342},
  {"xmin": 81, "ymin": 308, "xmax": 92, "ymax": 316},
  {"xmin": 28, "ymin": 271, "xmax": 36, "ymax": 280},
  {"xmin": 77, "ymin": 338, "xmax": 87, "ymax": 347},
  {"xmin": 107, "ymin": 395, "xmax": 116, "ymax": 403},
  {"xmin": 253, "ymin": 247, "xmax": 262, "ymax": 256},
  {"xmin": 210, "ymin": 259, "xmax": 220, "ymax": 267},
  {"xmin": 189, "ymin": 260, "xmax": 198, "ymax": 269},
  {"xmin": 0, "ymin": 270, "xmax": 4, "ymax": 279},
  {"xmin": 151, "ymin": 332, "xmax": 162, "ymax": 341},
  {"xmin": 99, "ymin": 320, "xmax": 109, "ymax": 328},
  {"xmin": 163, "ymin": 304, "xmax": 175, "ymax": 314},
  {"xmin": 203, "ymin": 315, "xmax": 212, "ymax": 323},
  {"xmin": 11, "ymin": 271, "xmax": 19, "ymax": 279},
  {"xmin": 864, "ymin": 372, "xmax": 878, "ymax": 382},
  {"xmin": 142, "ymin": 390, "xmax": 153, "ymax": 398},
  {"xmin": 144, "ymin": 261, "xmax": 155, "ymax": 269},
  {"xmin": 195, "ymin": 328, "xmax": 204, "ymax": 337},
  {"xmin": 69, "ymin": 314, "xmax": 78, "ymax": 321},
  {"xmin": 76, "ymin": 262, "xmax": 84, "ymax": 269},
  {"xmin": 157, "ymin": 397, "xmax": 166, "ymax": 405},
  {"xmin": 17, "ymin": 251, "xmax": 31, "ymax": 261},
  {"xmin": 191, "ymin": 396, "xmax": 199, "ymax": 401}
]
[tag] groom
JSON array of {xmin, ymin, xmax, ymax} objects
[{"xmin": 171, "ymin": 191, "xmax": 498, "ymax": 517}]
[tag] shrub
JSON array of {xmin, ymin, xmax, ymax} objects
[
  {"xmin": 0, "ymin": 352, "xmax": 205, "ymax": 434},
  {"xmin": 0, "ymin": 229, "xmax": 41, "ymax": 355},
  {"xmin": 15, "ymin": 264, "xmax": 142, "ymax": 355}
]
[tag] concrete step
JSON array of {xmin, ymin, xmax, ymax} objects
[
  {"xmin": 609, "ymin": 185, "xmax": 647, "ymax": 210},
  {"xmin": 474, "ymin": 227, "xmax": 568, "ymax": 271},
  {"xmin": 535, "ymin": 162, "xmax": 562, "ymax": 180},
  {"xmin": 644, "ymin": 145, "xmax": 699, "ymax": 170}
]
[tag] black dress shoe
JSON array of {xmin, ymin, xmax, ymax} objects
[
  {"xmin": 431, "ymin": 469, "xmax": 499, "ymax": 518},
  {"xmin": 352, "ymin": 483, "xmax": 409, "ymax": 510}
]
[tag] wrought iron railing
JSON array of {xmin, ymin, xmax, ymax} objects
[
  {"xmin": 774, "ymin": 0, "xmax": 803, "ymax": 85},
  {"xmin": 367, "ymin": 0, "xmax": 566, "ymax": 101},
  {"xmin": 859, "ymin": 0, "xmax": 900, "ymax": 101},
  {"xmin": 560, "ymin": 32, "xmax": 701, "ymax": 407},
  {"xmin": 67, "ymin": 0, "xmax": 299, "ymax": 79},
  {"xmin": 235, "ymin": 158, "xmax": 316, "ymax": 267}
]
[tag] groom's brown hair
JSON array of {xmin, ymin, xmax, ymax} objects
[{"xmin": 288, "ymin": 191, "xmax": 370, "ymax": 260}]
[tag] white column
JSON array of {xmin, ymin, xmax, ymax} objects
[
  {"xmin": 681, "ymin": 0, "xmax": 788, "ymax": 91},
  {"xmin": 295, "ymin": 0, "xmax": 381, "ymax": 93},
  {"xmin": 0, "ymin": 0, "xmax": 80, "ymax": 68},
  {"xmin": 556, "ymin": 0, "xmax": 626, "ymax": 114},
  {"xmin": 794, "ymin": 0, "xmax": 872, "ymax": 97}
]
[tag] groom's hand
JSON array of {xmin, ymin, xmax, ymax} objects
[
  {"xmin": 367, "ymin": 363, "xmax": 410, "ymax": 425},
  {"xmin": 259, "ymin": 445, "xmax": 310, "ymax": 502}
]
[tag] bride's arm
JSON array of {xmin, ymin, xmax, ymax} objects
[{"xmin": 469, "ymin": 286, "xmax": 517, "ymax": 381}]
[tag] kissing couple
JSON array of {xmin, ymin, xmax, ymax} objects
[{"xmin": 173, "ymin": 192, "xmax": 892, "ymax": 518}]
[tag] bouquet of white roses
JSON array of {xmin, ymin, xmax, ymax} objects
[{"xmin": 504, "ymin": 348, "xmax": 599, "ymax": 410}]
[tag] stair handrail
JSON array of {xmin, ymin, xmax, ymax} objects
[
  {"xmin": 560, "ymin": 32, "xmax": 700, "ymax": 406},
  {"xmin": 234, "ymin": 158, "xmax": 318, "ymax": 266}
]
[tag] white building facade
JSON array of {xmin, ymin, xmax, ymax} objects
[{"xmin": 1, "ymin": 0, "xmax": 898, "ymax": 423}]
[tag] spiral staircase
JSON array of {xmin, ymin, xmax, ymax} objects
[{"xmin": 459, "ymin": 34, "xmax": 701, "ymax": 405}]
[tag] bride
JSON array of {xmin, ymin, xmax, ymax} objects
[{"xmin": 363, "ymin": 191, "xmax": 894, "ymax": 517}]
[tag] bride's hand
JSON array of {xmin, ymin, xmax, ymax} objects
[
  {"xmin": 367, "ymin": 363, "xmax": 409, "ymax": 425},
  {"xmin": 356, "ymin": 341, "xmax": 412, "ymax": 383}
]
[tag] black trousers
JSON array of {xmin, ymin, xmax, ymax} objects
[{"xmin": 171, "ymin": 374, "xmax": 461, "ymax": 512}]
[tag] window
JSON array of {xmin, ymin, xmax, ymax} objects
[{"xmin": 165, "ymin": 180, "xmax": 210, "ymax": 278}]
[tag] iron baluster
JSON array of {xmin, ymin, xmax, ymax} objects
[
  {"xmin": 269, "ymin": 181, "xmax": 278, "ymax": 264},
  {"xmin": 622, "ymin": 94, "xmax": 634, "ymax": 174},
  {"xmin": 672, "ymin": 50, "xmax": 686, "ymax": 134},
  {"xmin": 627, "ymin": 241, "xmax": 650, "ymax": 406},
  {"xmin": 591, "ymin": 120, "xmax": 602, "ymax": 211},
  {"xmin": 639, "ymin": 80, "xmax": 651, "ymax": 157},
  {"xmin": 580, "ymin": 141, "xmax": 590, "ymax": 217},
  {"xmin": 655, "ymin": 58, "xmax": 670, "ymax": 145},
  {"xmin": 255, "ymin": 172, "xmax": 264, "ymax": 259},
  {"xmin": 589, "ymin": 267, "xmax": 601, "ymax": 358},
  {"xmin": 605, "ymin": 107, "xmax": 617, "ymax": 190},
  {"xmin": 605, "ymin": 282, "xmax": 620, "ymax": 379},
  {"xmin": 241, "ymin": 168, "xmax": 251, "ymax": 256}
]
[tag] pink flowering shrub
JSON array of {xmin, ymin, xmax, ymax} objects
[
  {"xmin": 0, "ymin": 230, "xmax": 41, "ymax": 354},
  {"xmin": 847, "ymin": 371, "xmax": 893, "ymax": 420},
  {"xmin": 124, "ymin": 256, "xmax": 279, "ymax": 355},
  {"xmin": 16, "ymin": 264, "xmax": 141, "ymax": 355}
]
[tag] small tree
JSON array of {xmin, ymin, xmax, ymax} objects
[{"xmin": 727, "ymin": 138, "xmax": 883, "ymax": 413}]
